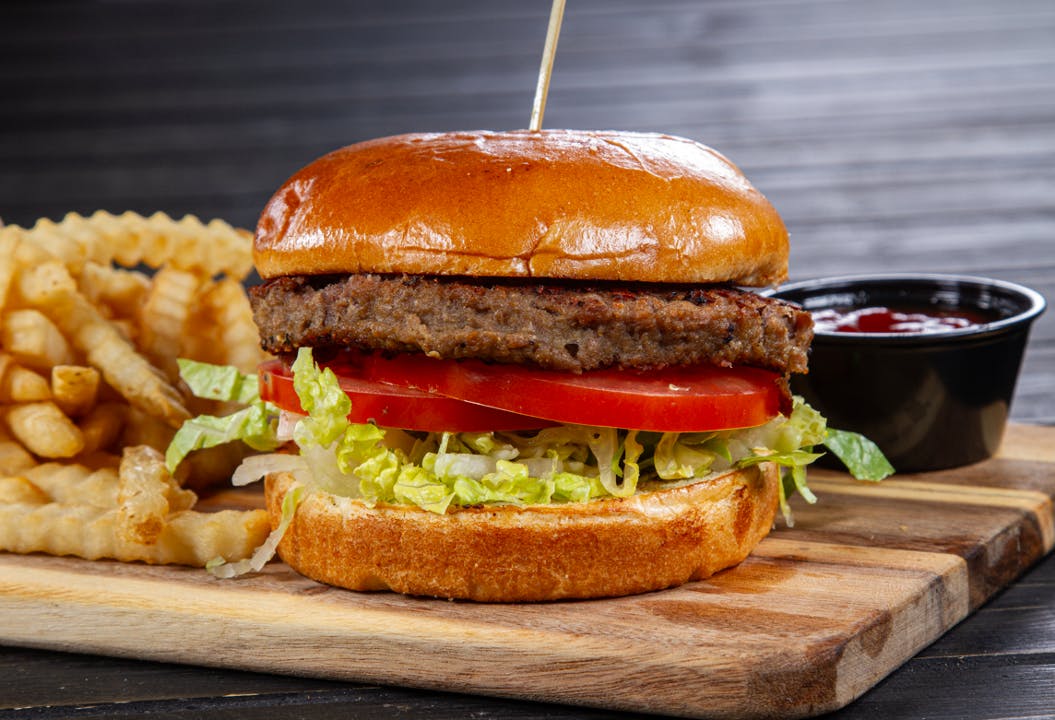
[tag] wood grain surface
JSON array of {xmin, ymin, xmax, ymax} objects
[{"xmin": 1, "ymin": 424, "xmax": 1051, "ymax": 719}]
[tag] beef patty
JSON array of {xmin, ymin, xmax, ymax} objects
[{"xmin": 249, "ymin": 273, "xmax": 813, "ymax": 375}]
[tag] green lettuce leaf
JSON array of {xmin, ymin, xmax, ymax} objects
[
  {"xmin": 177, "ymin": 358, "xmax": 260, "ymax": 404},
  {"xmin": 291, "ymin": 346, "xmax": 351, "ymax": 449},
  {"xmin": 823, "ymin": 428, "xmax": 895, "ymax": 481},
  {"xmin": 164, "ymin": 360, "xmax": 281, "ymax": 473},
  {"xmin": 352, "ymin": 446, "xmax": 402, "ymax": 501},
  {"xmin": 335, "ymin": 423, "xmax": 388, "ymax": 474}
]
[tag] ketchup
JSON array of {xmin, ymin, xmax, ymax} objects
[{"xmin": 812, "ymin": 306, "xmax": 991, "ymax": 334}]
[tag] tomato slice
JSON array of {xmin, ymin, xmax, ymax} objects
[
  {"xmin": 316, "ymin": 351, "xmax": 784, "ymax": 432},
  {"xmin": 259, "ymin": 360, "xmax": 555, "ymax": 432}
]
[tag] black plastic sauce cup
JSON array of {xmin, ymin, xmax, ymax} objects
[{"xmin": 765, "ymin": 274, "xmax": 1046, "ymax": 472}]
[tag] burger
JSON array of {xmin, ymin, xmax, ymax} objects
[{"xmin": 168, "ymin": 129, "xmax": 889, "ymax": 601}]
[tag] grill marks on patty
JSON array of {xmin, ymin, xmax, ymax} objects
[{"xmin": 249, "ymin": 274, "xmax": 813, "ymax": 375}]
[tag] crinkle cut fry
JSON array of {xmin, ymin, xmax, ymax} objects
[
  {"xmin": 24, "ymin": 462, "xmax": 119, "ymax": 507},
  {"xmin": 117, "ymin": 445, "xmax": 197, "ymax": 545},
  {"xmin": 189, "ymin": 278, "xmax": 266, "ymax": 374},
  {"xmin": 14, "ymin": 210, "xmax": 253, "ymax": 280},
  {"xmin": 0, "ymin": 456, "xmax": 270, "ymax": 566},
  {"xmin": 15, "ymin": 260, "xmax": 191, "ymax": 428},
  {"xmin": 0, "ymin": 210, "xmax": 271, "ymax": 567},
  {"xmin": 138, "ymin": 266, "xmax": 203, "ymax": 381},
  {"xmin": 0, "ymin": 501, "xmax": 270, "ymax": 565}
]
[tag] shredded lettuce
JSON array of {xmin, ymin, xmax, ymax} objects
[
  {"xmin": 655, "ymin": 432, "xmax": 718, "ymax": 480},
  {"xmin": 393, "ymin": 466, "xmax": 455, "ymax": 513},
  {"xmin": 206, "ymin": 482, "xmax": 306, "ymax": 578},
  {"xmin": 587, "ymin": 426, "xmax": 627, "ymax": 497},
  {"xmin": 622, "ymin": 430, "xmax": 644, "ymax": 493},
  {"xmin": 177, "ymin": 358, "xmax": 261, "ymax": 404},
  {"xmin": 738, "ymin": 449, "xmax": 823, "ymax": 524},
  {"xmin": 168, "ymin": 349, "xmax": 893, "ymax": 528},
  {"xmin": 291, "ymin": 347, "xmax": 351, "ymax": 448},
  {"xmin": 164, "ymin": 360, "xmax": 282, "ymax": 473},
  {"xmin": 729, "ymin": 397, "xmax": 893, "ymax": 523}
]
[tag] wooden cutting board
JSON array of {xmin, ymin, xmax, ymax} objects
[{"xmin": 1, "ymin": 424, "xmax": 1053, "ymax": 719}]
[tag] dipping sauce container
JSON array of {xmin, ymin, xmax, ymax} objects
[{"xmin": 765, "ymin": 274, "xmax": 1046, "ymax": 472}]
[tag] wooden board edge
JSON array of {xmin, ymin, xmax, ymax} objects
[
  {"xmin": 749, "ymin": 539, "xmax": 971, "ymax": 716},
  {"xmin": 997, "ymin": 423, "xmax": 1055, "ymax": 463},
  {"xmin": 0, "ymin": 553, "xmax": 964, "ymax": 720}
]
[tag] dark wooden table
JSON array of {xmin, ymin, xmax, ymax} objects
[{"xmin": 1, "ymin": 1, "xmax": 1052, "ymax": 718}]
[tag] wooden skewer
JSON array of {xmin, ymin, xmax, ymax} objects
[{"xmin": 529, "ymin": 0, "xmax": 567, "ymax": 131}]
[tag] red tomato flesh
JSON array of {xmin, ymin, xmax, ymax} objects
[
  {"xmin": 295, "ymin": 351, "xmax": 783, "ymax": 433},
  {"xmin": 259, "ymin": 360, "xmax": 555, "ymax": 432}
]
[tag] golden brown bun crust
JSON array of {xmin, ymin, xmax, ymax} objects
[
  {"xmin": 265, "ymin": 463, "xmax": 780, "ymax": 602},
  {"xmin": 254, "ymin": 130, "xmax": 788, "ymax": 286}
]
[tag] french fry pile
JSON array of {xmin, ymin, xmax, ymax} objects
[{"xmin": 0, "ymin": 211, "xmax": 270, "ymax": 567}]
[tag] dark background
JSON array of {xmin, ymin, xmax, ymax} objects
[
  {"xmin": 3, "ymin": 0, "xmax": 1052, "ymax": 423},
  {"xmin": 1, "ymin": 1, "xmax": 1053, "ymax": 718}
]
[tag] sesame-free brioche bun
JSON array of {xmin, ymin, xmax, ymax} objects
[
  {"xmin": 254, "ymin": 130, "xmax": 788, "ymax": 286},
  {"xmin": 264, "ymin": 462, "xmax": 780, "ymax": 602}
]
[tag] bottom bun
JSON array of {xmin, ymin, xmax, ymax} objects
[{"xmin": 265, "ymin": 463, "xmax": 780, "ymax": 602}]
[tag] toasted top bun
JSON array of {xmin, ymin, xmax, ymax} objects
[
  {"xmin": 265, "ymin": 462, "xmax": 780, "ymax": 602},
  {"xmin": 254, "ymin": 130, "xmax": 788, "ymax": 286}
]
